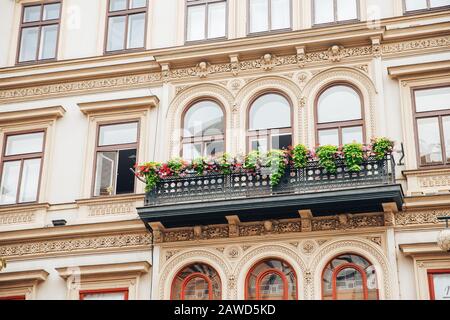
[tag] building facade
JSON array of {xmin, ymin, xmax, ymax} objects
[{"xmin": 0, "ymin": 0, "xmax": 449, "ymax": 300}]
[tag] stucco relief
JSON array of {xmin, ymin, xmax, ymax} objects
[{"xmin": 0, "ymin": 211, "xmax": 35, "ymax": 225}]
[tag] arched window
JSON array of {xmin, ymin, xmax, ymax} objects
[
  {"xmin": 316, "ymin": 84, "xmax": 364, "ymax": 146},
  {"xmin": 322, "ymin": 253, "xmax": 378, "ymax": 300},
  {"xmin": 182, "ymin": 100, "xmax": 225, "ymax": 159},
  {"xmin": 171, "ymin": 263, "xmax": 221, "ymax": 300},
  {"xmin": 246, "ymin": 259, "xmax": 297, "ymax": 300},
  {"xmin": 248, "ymin": 93, "xmax": 292, "ymax": 152}
]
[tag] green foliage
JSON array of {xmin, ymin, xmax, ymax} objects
[
  {"xmin": 292, "ymin": 144, "xmax": 309, "ymax": 169},
  {"xmin": 316, "ymin": 145, "xmax": 339, "ymax": 174},
  {"xmin": 192, "ymin": 157, "xmax": 206, "ymax": 175},
  {"xmin": 343, "ymin": 143, "xmax": 364, "ymax": 172},
  {"xmin": 265, "ymin": 150, "xmax": 288, "ymax": 187},
  {"xmin": 244, "ymin": 151, "xmax": 260, "ymax": 171},
  {"xmin": 219, "ymin": 153, "xmax": 232, "ymax": 175},
  {"xmin": 167, "ymin": 158, "xmax": 186, "ymax": 176},
  {"xmin": 372, "ymin": 137, "xmax": 394, "ymax": 160}
]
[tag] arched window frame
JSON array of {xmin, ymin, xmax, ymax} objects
[
  {"xmin": 170, "ymin": 263, "xmax": 222, "ymax": 300},
  {"xmin": 321, "ymin": 253, "xmax": 379, "ymax": 300},
  {"xmin": 245, "ymin": 258, "xmax": 298, "ymax": 300},
  {"xmin": 315, "ymin": 82, "xmax": 366, "ymax": 146},
  {"xmin": 181, "ymin": 98, "xmax": 226, "ymax": 158},
  {"xmin": 247, "ymin": 91, "xmax": 293, "ymax": 152}
]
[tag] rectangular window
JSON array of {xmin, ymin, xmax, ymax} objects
[
  {"xmin": 18, "ymin": 2, "xmax": 61, "ymax": 63},
  {"xmin": 79, "ymin": 288, "xmax": 129, "ymax": 300},
  {"xmin": 428, "ymin": 270, "xmax": 450, "ymax": 300},
  {"xmin": 313, "ymin": 0, "xmax": 359, "ymax": 25},
  {"xmin": 413, "ymin": 85, "xmax": 450, "ymax": 167},
  {"xmin": 404, "ymin": 0, "xmax": 450, "ymax": 13},
  {"xmin": 186, "ymin": 0, "xmax": 227, "ymax": 42},
  {"xmin": 93, "ymin": 122, "xmax": 138, "ymax": 197},
  {"xmin": 0, "ymin": 132, "xmax": 45, "ymax": 205},
  {"xmin": 249, "ymin": 0, "xmax": 291, "ymax": 34},
  {"xmin": 106, "ymin": 0, "xmax": 147, "ymax": 53}
]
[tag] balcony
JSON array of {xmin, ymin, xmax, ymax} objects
[{"xmin": 137, "ymin": 155, "xmax": 403, "ymax": 228}]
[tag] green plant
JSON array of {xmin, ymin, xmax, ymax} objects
[
  {"xmin": 372, "ymin": 137, "xmax": 394, "ymax": 160},
  {"xmin": 316, "ymin": 145, "xmax": 339, "ymax": 173},
  {"xmin": 343, "ymin": 143, "xmax": 364, "ymax": 172},
  {"xmin": 292, "ymin": 144, "xmax": 309, "ymax": 169},
  {"xmin": 219, "ymin": 153, "xmax": 232, "ymax": 175},
  {"xmin": 135, "ymin": 162, "xmax": 161, "ymax": 192},
  {"xmin": 192, "ymin": 157, "xmax": 206, "ymax": 175},
  {"xmin": 265, "ymin": 150, "xmax": 288, "ymax": 186},
  {"xmin": 244, "ymin": 151, "xmax": 260, "ymax": 171},
  {"xmin": 167, "ymin": 158, "xmax": 186, "ymax": 176}
]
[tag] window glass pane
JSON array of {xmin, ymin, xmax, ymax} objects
[
  {"xmin": 405, "ymin": 0, "xmax": 428, "ymax": 11},
  {"xmin": 184, "ymin": 277, "xmax": 210, "ymax": 300},
  {"xmin": 250, "ymin": 94, "xmax": 291, "ymax": 130},
  {"xmin": 94, "ymin": 152, "xmax": 117, "ymax": 196},
  {"xmin": 171, "ymin": 263, "xmax": 221, "ymax": 300},
  {"xmin": 272, "ymin": 134, "xmax": 292, "ymax": 150},
  {"xmin": 318, "ymin": 129, "xmax": 339, "ymax": 146},
  {"xmin": 335, "ymin": 268, "xmax": 365, "ymax": 300},
  {"xmin": 183, "ymin": 143, "xmax": 202, "ymax": 160},
  {"xmin": 417, "ymin": 117, "xmax": 443, "ymax": 165},
  {"xmin": 431, "ymin": 273, "xmax": 450, "ymax": 300},
  {"xmin": 430, "ymin": 0, "xmax": 450, "ymax": 7},
  {"xmin": 271, "ymin": 0, "xmax": 291, "ymax": 30},
  {"xmin": 187, "ymin": 5, "xmax": 206, "ymax": 41},
  {"xmin": 130, "ymin": 0, "xmax": 147, "ymax": 9},
  {"xmin": 337, "ymin": 0, "xmax": 358, "ymax": 21},
  {"xmin": 184, "ymin": 101, "xmax": 224, "ymax": 137},
  {"xmin": 127, "ymin": 13, "xmax": 145, "ymax": 48},
  {"xmin": 5, "ymin": 132, "xmax": 44, "ymax": 156},
  {"xmin": 19, "ymin": 27, "xmax": 39, "ymax": 62},
  {"xmin": 414, "ymin": 87, "xmax": 450, "ymax": 112},
  {"xmin": 208, "ymin": 2, "xmax": 226, "ymax": 39},
  {"xmin": 342, "ymin": 126, "xmax": 363, "ymax": 144},
  {"xmin": 39, "ymin": 24, "xmax": 58, "ymax": 59},
  {"xmin": 250, "ymin": 138, "xmax": 268, "ymax": 153},
  {"xmin": 82, "ymin": 292, "xmax": 127, "ymax": 300},
  {"xmin": 443, "ymin": 117, "xmax": 450, "ymax": 163},
  {"xmin": 0, "ymin": 161, "xmax": 21, "ymax": 205},
  {"xmin": 23, "ymin": 5, "xmax": 41, "ymax": 22},
  {"xmin": 107, "ymin": 16, "xmax": 126, "ymax": 51},
  {"xmin": 110, "ymin": 0, "xmax": 127, "ymax": 11},
  {"xmin": 19, "ymin": 159, "xmax": 41, "ymax": 203},
  {"xmin": 318, "ymin": 85, "xmax": 362, "ymax": 123},
  {"xmin": 99, "ymin": 122, "xmax": 138, "ymax": 146},
  {"xmin": 43, "ymin": 3, "xmax": 60, "ymax": 20},
  {"xmin": 259, "ymin": 273, "xmax": 284, "ymax": 300},
  {"xmin": 314, "ymin": 0, "xmax": 334, "ymax": 24},
  {"xmin": 250, "ymin": 0, "xmax": 269, "ymax": 33},
  {"xmin": 116, "ymin": 149, "xmax": 136, "ymax": 194},
  {"xmin": 205, "ymin": 141, "xmax": 224, "ymax": 158}
]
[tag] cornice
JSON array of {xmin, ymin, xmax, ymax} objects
[
  {"xmin": 77, "ymin": 96, "xmax": 159, "ymax": 115},
  {"xmin": 388, "ymin": 60, "xmax": 450, "ymax": 79},
  {"xmin": 56, "ymin": 261, "xmax": 151, "ymax": 279},
  {"xmin": 0, "ymin": 106, "xmax": 66, "ymax": 125},
  {"xmin": 0, "ymin": 269, "xmax": 49, "ymax": 284},
  {"xmin": 75, "ymin": 194, "xmax": 145, "ymax": 205},
  {"xmin": 399, "ymin": 242, "xmax": 443, "ymax": 256}
]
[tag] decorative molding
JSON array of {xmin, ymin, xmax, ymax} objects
[
  {"xmin": 381, "ymin": 35, "xmax": 450, "ymax": 56},
  {"xmin": 0, "ymin": 211, "xmax": 36, "ymax": 226},
  {"xmin": 0, "ymin": 106, "xmax": 66, "ymax": 124},
  {"xmin": 56, "ymin": 261, "xmax": 151, "ymax": 279},
  {"xmin": 78, "ymin": 95, "xmax": 159, "ymax": 115},
  {"xmin": 395, "ymin": 209, "xmax": 449, "ymax": 226},
  {"xmin": 311, "ymin": 213, "xmax": 384, "ymax": 231},
  {"xmin": 0, "ymin": 269, "xmax": 49, "ymax": 284},
  {"xmin": 88, "ymin": 202, "xmax": 136, "ymax": 217}
]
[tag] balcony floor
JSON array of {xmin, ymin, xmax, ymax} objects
[{"xmin": 137, "ymin": 184, "xmax": 404, "ymax": 228}]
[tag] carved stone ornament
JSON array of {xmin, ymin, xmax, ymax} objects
[
  {"xmin": 328, "ymin": 45, "xmax": 344, "ymax": 62},
  {"xmin": 261, "ymin": 53, "xmax": 276, "ymax": 71},
  {"xmin": 196, "ymin": 61, "xmax": 210, "ymax": 78}
]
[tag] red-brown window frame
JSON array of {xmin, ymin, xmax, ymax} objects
[
  {"xmin": 427, "ymin": 268, "xmax": 450, "ymax": 300},
  {"xmin": 246, "ymin": 91, "xmax": 294, "ymax": 153},
  {"xmin": 245, "ymin": 258, "xmax": 298, "ymax": 300},
  {"xmin": 16, "ymin": 1, "xmax": 62, "ymax": 65},
  {"xmin": 0, "ymin": 130, "xmax": 46, "ymax": 206},
  {"xmin": 180, "ymin": 99, "xmax": 226, "ymax": 158},
  {"xmin": 79, "ymin": 288, "xmax": 129, "ymax": 300},
  {"xmin": 105, "ymin": 0, "xmax": 148, "ymax": 54},
  {"xmin": 185, "ymin": 0, "xmax": 229, "ymax": 44},
  {"xmin": 312, "ymin": 0, "xmax": 361, "ymax": 27},
  {"xmin": 403, "ymin": 0, "xmax": 450, "ymax": 15},
  {"xmin": 92, "ymin": 120, "xmax": 140, "ymax": 198},
  {"xmin": 0, "ymin": 295, "xmax": 26, "ymax": 300},
  {"xmin": 315, "ymin": 82, "xmax": 366, "ymax": 147},
  {"xmin": 247, "ymin": 0, "xmax": 293, "ymax": 36},
  {"xmin": 170, "ymin": 263, "xmax": 222, "ymax": 300},
  {"xmin": 411, "ymin": 84, "xmax": 450, "ymax": 169}
]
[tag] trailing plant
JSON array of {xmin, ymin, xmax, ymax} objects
[
  {"xmin": 372, "ymin": 137, "xmax": 394, "ymax": 160},
  {"xmin": 219, "ymin": 153, "xmax": 233, "ymax": 175},
  {"xmin": 135, "ymin": 162, "xmax": 161, "ymax": 192},
  {"xmin": 244, "ymin": 151, "xmax": 260, "ymax": 172},
  {"xmin": 192, "ymin": 157, "xmax": 206, "ymax": 175},
  {"xmin": 316, "ymin": 145, "xmax": 339, "ymax": 174},
  {"xmin": 292, "ymin": 144, "xmax": 309, "ymax": 169},
  {"xmin": 343, "ymin": 143, "xmax": 364, "ymax": 172},
  {"xmin": 265, "ymin": 150, "xmax": 289, "ymax": 186}
]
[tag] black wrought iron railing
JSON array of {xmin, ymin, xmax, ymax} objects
[{"xmin": 145, "ymin": 155, "xmax": 396, "ymax": 206}]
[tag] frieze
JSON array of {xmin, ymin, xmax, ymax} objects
[
  {"xmin": 418, "ymin": 174, "xmax": 450, "ymax": 188},
  {"xmin": 395, "ymin": 209, "xmax": 449, "ymax": 226},
  {"xmin": 0, "ymin": 211, "xmax": 35, "ymax": 225},
  {"xmin": 88, "ymin": 202, "xmax": 135, "ymax": 217}
]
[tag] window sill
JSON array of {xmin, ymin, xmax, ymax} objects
[
  {"xmin": 246, "ymin": 28, "xmax": 293, "ymax": 38},
  {"xmin": 184, "ymin": 37, "xmax": 228, "ymax": 46},
  {"xmin": 15, "ymin": 58, "xmax": 58, "ymax": 66},
  {"xmin": 0, "ymin": 202, "xmax": 49, "ymax": 212},
  {"xmin": 104, "ymin": 47, "xmax": 146, "ymax": 56},
  {"xmin": 403, "ymin": 6, "xmax": 450, "ymax": 16},
  {"xmin": 76, "ymin": 193, "xmax": 145, "ymax": 206}
]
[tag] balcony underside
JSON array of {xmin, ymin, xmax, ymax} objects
[{"xmin": 137, "ymin": 184, "xmax": 404, "ymax": 228}]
